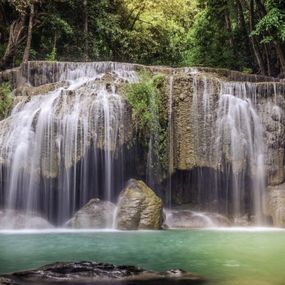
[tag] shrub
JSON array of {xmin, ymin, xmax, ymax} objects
[{"xmin": 0, "ymin": 82, "xmax": 13, "ymax": 119}]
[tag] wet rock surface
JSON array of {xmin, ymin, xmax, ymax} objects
[
  {"xmin": 65, "ymin": 199, "xmax": 116, "ymax": 229},
  {"xmin": 13, "ymin": 81, "xmax": 68, "ymax": 97},
  {"xmin": 116, "ymin": 179, "xmax": 163, "ymax": 230},
  {"xmin": 256, "ymin": 94, "xmax": 285, "ymax": 186},
  {"xmin": 165, "ymin": 210, "xmax": 230, "ymax": 228},
  {"xmin": 0, "ymin": 210, "xmax": 53, "ymax": 230},
  {"xmin": 0, "ymin": 261, "xmax": 205, "ymax": 285},
  {"xmin": 265, "ymin": 183, "xmax": 285, "ymax": 227}
]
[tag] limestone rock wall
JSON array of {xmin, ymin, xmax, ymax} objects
[
  {"xmin": 169, "ymin": 71, "xmax": 285, "ymax": 182},
  {"xmin": 166, "ymin": 69, "xmax": 285, "ymax": 225},
  {"xmin": 171, "ymin": 73, "xmax": 220, "ymax": 170},
  {"xmin": 265, "ymin": 183, "xmax": 285, "ymax": 227}
]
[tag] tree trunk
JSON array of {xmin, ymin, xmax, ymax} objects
[
  {"xmin": 0, "ymin": 15, "xmax": 26, "ymax": 70},
  {"xmin": 248, "ymin": 0, "xmax": 266, "ymax": 75},
  {"xmin": 224, "ymin": 5, "xmax": 234, "ymax": 48},
  {"xmin": 275, "ymin": 42, "xmax": 285, "ymax": 77},
  {"xmin": 23, "ymin": 4, "xmax": 35, "ymax": 63},
  {"xmin": 83, "ymin": 0, "xmax": 88, "ymax": 61},
  {"xmin": 255, "ymin": 0, "xmax": 266, "ymax": 16},
  {"xmin": 264, "ymin": 43, "xmax": 272, "ymax": 76},
  {"xmin": 236, "ymin": 0, "xmax": 251, "ymax": 53}
]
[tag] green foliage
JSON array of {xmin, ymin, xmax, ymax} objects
[
  {"xmin": 0, "ymin": 44, "xmax": 6, "ymax": 59},
  {"xmin": 0, "ymin": 82, "xmax": 13, "ymax": 119},
  {"xmin": 182, "ymin": 3, "xmax": 250, "ymax": 71},
  {"xmin": 126, "ymin": 71, "xmax": 168, "ymax": 171},
  {"xmin": 126, "ymin": 71, "xmax": 164, "ymax": 135},
  {"xmin": 1, "ymin": 0, "xmax": 284, "ymax": 75},
  {"xmin": 253, "ymin": 7, "xmax": 285, "ymax": 42},
  {"xmin": 46, "ymin": 47, "xmax": 57, "ymax": 61},
  {"xmin": 115, "ymin": 0, "xmax": 195, "ymax": 65},
  {"xmin": 242, "ymin": 67, "xmax": 253, "ymax": 74}
]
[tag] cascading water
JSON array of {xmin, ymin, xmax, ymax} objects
[
  {"xmin": 216, "ymin": 82, "xmax": 265, "ymax": 224},
  {"xmin": 0, "ymin": 62, "xmax": 137, "ymax": 225},
  {"xmin": 188, "ymin": 73, "xmax": 267, "ymax": 223},
  {"xmin": 0, "ymin": 62, "xmax": 283, "ymax": 228}
]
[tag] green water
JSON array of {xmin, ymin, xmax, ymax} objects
[{"xmin": 0, "ymin": 229, "xmax": 285, "ymax": 285}]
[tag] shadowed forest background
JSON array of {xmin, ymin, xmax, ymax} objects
[{"xmin": 0, "ymin": 0, "xmax": 285, "ymax": 77}]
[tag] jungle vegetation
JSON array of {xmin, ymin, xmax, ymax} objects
[{"xmin": 0, "ymin": 0, "xmax": 285, "ymax": 77}]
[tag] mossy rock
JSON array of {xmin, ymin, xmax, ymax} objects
[{"xmin": 116, "ymin": 179, "xmax": 163, "ymax": 230}]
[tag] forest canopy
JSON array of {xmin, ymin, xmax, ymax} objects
[{"xmin": 0, "ymin": 0, "xmax": 285, "ymax": 77}]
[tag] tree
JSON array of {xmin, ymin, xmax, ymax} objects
[
  {"xmin": 83, "ymin": 0, "xmax": 88, "ymax": 61},
  {"xmin": 22, "ymin": 2, "xmax": 35, "ymax": 62},
  {"xmin": 0, "ymin": 0, "xmax": 284, "ymax": 76},
  {"xmin": 0, "ymin": 1, "xmax": 28, "ymax": 69},
  {"xmin": 252, "ymin": 0, "xmax": 285, "ymax": 76}
]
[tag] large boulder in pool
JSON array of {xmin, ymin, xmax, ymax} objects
[
  {"xmin": 265, "ymin": 183, "xmax": 285, "ymax": 227},
  {"xmin": 115, "ymin": 179, "xmax": 163, "ymax": 230},
  {"xmin": 0, "ymin": 209, "xmax": 53, "ymax": 229},
  {"xmin": 0, "ymin": 261, "xmax": 205, "ymax": 284},
  {"xmin": 65, "ymin": 198, "xmax": 116, "ymax": 229},
  {"xmin": 164, "ymin": 210, "xmax": 230, "ymax": 228}
]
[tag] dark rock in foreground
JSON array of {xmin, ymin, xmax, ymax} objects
[{"xmin": 0, "ymin": 261, "xmax": 205, "ymax": 285}]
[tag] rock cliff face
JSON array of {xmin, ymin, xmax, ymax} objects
[
  {"xmin": 158, "ymin": 68, "xmax": 285, "ymax": 225},
  {"xmin": 1, "ymin": 61, "xmax": 285, "ymax": 226},
  {"xmin": 170, "ymin": 72, "xmax": 285, "ymax": 176}
]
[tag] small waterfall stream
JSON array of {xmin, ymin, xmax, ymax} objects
[
  {"xmin": 188, "ymin": 73, "xmax": 269, "ymax": 223},
  {"xmin": 217, "ymin": 83, "xmax": 265, "ymax": 223}
]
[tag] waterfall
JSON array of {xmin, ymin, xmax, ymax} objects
[
  {"xmin": 217, "ymin": 82, "xmax": 265, "ymax": 223},
  {"xmin": 0, "ymin": 62, "xmax": 137, "ymax": 224},
  {"xmin": 0, "ymin": 62, "xmax": 283, "ymax": 228},
  {"xmin": 188, "ymin": 74, "xmax": 266, "ymax": 223}
]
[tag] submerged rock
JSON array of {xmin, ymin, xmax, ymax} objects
[
  {"xmin": 0, "ymin": 261, "xmax": 205, "ymax": 285},
  {"xmin": 0, "ymin": 210, "xmax": 53, "ymax": 229},
  {"xmin": 116, "ymin": 179, "xmax": 163, "ymax": 230},
  {"xmin": 165, "ymin": 210, "xmax": 230, "ymax": 228},
  {"xmin": 65, "ymin": 198, "xmax": 116, "ymax": 229},
  {"xmin": 265, "ymin": 183, "xmax": 285, "ymax": 227}
]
